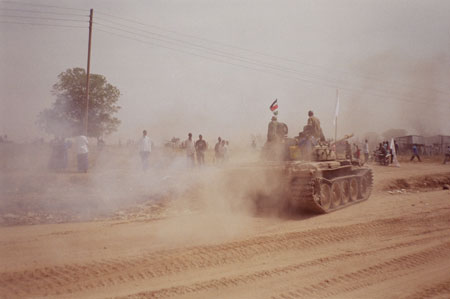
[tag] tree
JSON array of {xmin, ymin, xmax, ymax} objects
[{"xmin": 37, "ymin": 67, "xmax": 121, "ymax": 138}]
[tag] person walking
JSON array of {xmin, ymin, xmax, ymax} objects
[
  {"xmin": 76, "ymin": 134, "xmax": 89, "ymax": 172},
  {"xmin": 363, "ymin": 140, "xmax": 370, "ymax": 163},
  {"xmin": 195, "ymin": 134, "xmax": 207, "ymax": 166},
  {"xmin": 139, "ymin": 130, "xmax": 152, "ymax": 171},
  {"xmin": 410, "ymin": 144, "xmax": 422, "ymax": 162},
  {"xmin": 214, "ymin": 137, "xmax": 222, "ymax": 162},
  {"xmin": 184, "ymin": 133, "xmax": 195, "ymax": 167}
]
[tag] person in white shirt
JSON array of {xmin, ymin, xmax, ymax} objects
[
  {"xmin": 139, "ymin": 130, "xmax": 152, "ymax": 171},
  {"xmin": 76, "ymin": 135, "xmax": 89, "ymax": 172},
  {"xmin": 363, "ymin": 140, "xmax": 370, "ymax": 163},
  {"xmin": 184, "ymin": 133, "xmax": 195, "ymax": 167}
]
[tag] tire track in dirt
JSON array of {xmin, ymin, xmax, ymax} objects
[
  {"xmin": 271, "ymin": 242, "xmax": 450, "ymax": 299},
  {"xmin": 0, "ymin": 214, "xmax": 448, "ymax": 298},
  {"xmin": 116, "ymin": 236, "xmax": 450, "ymax": 299},
  {"xmin": 404, "ymin": 279, "xmax": 450, "ymax": 299}
]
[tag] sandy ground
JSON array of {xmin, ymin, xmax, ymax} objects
[{"xmin": 1, "ymin": 162, "xmax": 450, "ymax": 299}]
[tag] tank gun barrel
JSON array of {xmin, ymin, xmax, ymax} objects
[{"xmin": 331, "ymin": 133, "xmax": 354, "ymax": 146}]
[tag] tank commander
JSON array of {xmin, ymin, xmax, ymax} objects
[
  {"xmin": 267, "ymin": 116, "xmax": 279, "ymax": 142},
  {"xmin": 307, "ymin": 110, "xmax": 325, "ymax": 141}
]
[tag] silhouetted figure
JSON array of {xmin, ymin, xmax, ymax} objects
[
  {"xmin": 139, "ymin": 130, "xmax": 152, "ymax": 171},
  {"xmin": 410, "ymin": 144, "xmax": 421, "ymax": 162},
  {"xmin": 76, "ymin": 135, "xmax": 89, "ymax": 172},
  {"xmin": 184, "ymin": 133, "xmax": 195, "ymax": 168},
  {"xmin": 195, "ymin": 134, "xmax": 207, "ymax": 166}
]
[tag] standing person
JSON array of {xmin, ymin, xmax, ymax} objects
[
  {"xmin": 221, "ymin": 139, "xmax": 229, "ymax": 161},
  {"xmin": 443, "ymin": 146, "xmax": 450, "ymax": 164},
  {"xmin": 354, "ymin": 144, "xmax": 361, "ymax": 161},
  {"xmin": 267, "ymin": 116, "xmax": 279, "ymax": 142},
  {"xmin": 363, "ymin": 140, "xmax": 370, "ymax": 163},
  {"xmin": 410, "ymin": 144, "xmax": 422, "ymax": 162},
  {"xmin": 307, "ymin": 111, "xmax": 325, "ymax": 141},
  {"xmin": 76, "ymin": 134, "xmax": 89, "ymax": 172},
  {"xmin": 345, "ymin": 141, "xmax": 352, "ymax": 160},
  {"xmin": 184, "ymin": 133, "xmax": 195, "ymax": 167},
  {"xmin": 394, "ymin": 140, "xmax": 399, "ymax": 155},
  {"xmin": 139, "ymin": 130, "xmax": 152, "ymax": 171},
  {"xmin": 214, "ymin": 137, "xmax": 222, "ymax": 162},
  {"xmin": 195, "ymin": 134, "xmax": 207, "ymax": 166}
]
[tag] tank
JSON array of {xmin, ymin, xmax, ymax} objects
[{"xmin": 246, "ymin": 130, "xmax": 373, "ymax": 214}]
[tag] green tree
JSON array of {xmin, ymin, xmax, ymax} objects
[{"xmin": 37, "ymin": 67, "xmax": 121, "ymax": 138}]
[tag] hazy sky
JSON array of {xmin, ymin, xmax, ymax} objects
[{"xmin": 1, "ymin": 0, "xmax": 449, "ymax": 143}]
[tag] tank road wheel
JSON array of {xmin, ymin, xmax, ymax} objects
[
  {"xmin": 349, "ymin": 178, "xmax": 358, "ymax": 201},
  {"xmin": 331, "ymin": 182, "xmax": 342, "ymax": 208},
  {"xmin": 359, "ymin": 176, "xmax": 370, "ymax": 200},
  {"xmin": 359, "ymin": 172, "xmax": 373, "ymax": 200},
  {"xmin": 340, "ymin": 180, "xmax": 350, "ymax": 204},
  {"xmin": 318, "ymin": 183, "xmax": 332, "ymax": 210}
]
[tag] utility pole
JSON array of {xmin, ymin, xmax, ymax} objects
[{"xmin": 84, "ymin": 8, "xmax": 93, "ymax": 136}]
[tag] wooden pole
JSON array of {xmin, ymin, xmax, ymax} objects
[{"xmin": 84, "ymin": 8, "xmax": 93, "ymax": 136}]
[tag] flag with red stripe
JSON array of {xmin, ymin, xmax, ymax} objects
[{"xmin": 270, "ymin": 99, "xmax": 278, "ymax": 112}]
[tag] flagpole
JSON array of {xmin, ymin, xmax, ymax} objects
[{"xmin": 335, "ymin": 89, "xmax": 338, "ymax": 142}]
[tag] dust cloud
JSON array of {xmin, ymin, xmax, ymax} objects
[{"xmin": 0, "ymin": 136, "xmax": 288, "ymax": 246}]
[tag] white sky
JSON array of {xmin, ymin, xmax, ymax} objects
[{"xmin": 1, "ymin": 0, "xmax": 449, "ymax": 144}]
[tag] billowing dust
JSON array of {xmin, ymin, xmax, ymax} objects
[{"xmin": 0, "ymin": 142, "xmax": 287, "ymax": 244}]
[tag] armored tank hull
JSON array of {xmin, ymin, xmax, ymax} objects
[
  {"xmin": 285, "ymin": 160, "xmax": 372, "ymax": 213},
  {"xmin": 232, "ymin": 159, "xmax": 373, "ymax": 214}
]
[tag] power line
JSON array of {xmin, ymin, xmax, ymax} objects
[
  {"xmin": 95, "ymin": 10, "xmax": 450, "ymax": 98},
  {"xmin": 0, "ymin": 0, "xmax": 86, "ymax": 12},
  {"xmin": 94, "ymin": 21, "xmax": 345, "ymax": 85},
  {"xmin": 2, "ymin": 5, "xmax": 447, "ymax": 110},
  {"xmin": 0, "ymin": 20, "xmax": 86, "ymax": 28},
  {"xmin": 94, "ymin": 21, "xmax": 450, "ymax": 108},
  {"xmin": 0, "ymin": 7, "xmax": 88, "ymax": 17},
  {"xmin": 93, "ymin": 16, "xmax": 450, "ymax": 107},
  {"xmin": 96, "ymin": 27, "xmax": 450, "ymax": 109},
  {"xmin": 0, "ymin": 14, "xmax": 87, "ymax": 22}
]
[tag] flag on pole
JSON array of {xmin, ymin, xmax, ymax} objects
[
  {"xmin": 270, "ymin": 99, "xmax": 278, "ymax": 112},
  {"xmin": 333, "ymin": 91, "xmax": 339, "ymax": 127},
  {"xmin": 390, "ymin": 138, "xmax": 400, "ymax": 167}
]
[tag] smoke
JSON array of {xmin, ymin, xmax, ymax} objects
[
  {"xmin": 341, "ymin": 51, "xmax": 450, "ymax": 139},
  {"xmin": 1, "ymin": 140, "xmax": 290, "ymax": 245}
]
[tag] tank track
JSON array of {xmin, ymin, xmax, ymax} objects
[{"xmin": 288, "ymin": 168, "xmax": 373, "ymax": 213}]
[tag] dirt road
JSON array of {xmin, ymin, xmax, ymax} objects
[{"xmin": 1, "ymin": 163, "xmax": 450, "ymax": 298}]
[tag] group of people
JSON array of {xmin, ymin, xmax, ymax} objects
[
  {"xmin": 344, "ymin": 141, "xmax": 368, "ymax": 162},
  {"xmin": 214, "ymin": 137, "xmax": 229, "ymax": 163},
  {"xmin": 138, "ymin": 130, "xmax": 230, "ymax": 170},
  {"xmin": 265, "ymin": 110, "xmax": 324, "ymax": 160},
  {"xmin": 374, "ymin": 140, "xmax": 399, "ymax": 165},
  {"xmin": 183, "ymin": 133, "xmax": 209, "ymax": 167},
  {"xmin": 47, "ymin": 135, "xmax": 90, "ymax": 172}
]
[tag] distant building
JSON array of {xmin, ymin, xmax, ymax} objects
[
  {"xmin": 395, "ymin": 135, "xmax": 424, "ymax": 155},
  {"xmin": 424, "ymin": 135, "xmax": 450, "ymax": 155},
  {"xmin": 395, "ymin": 135, "xmax": 450, "ymax": 155}
]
